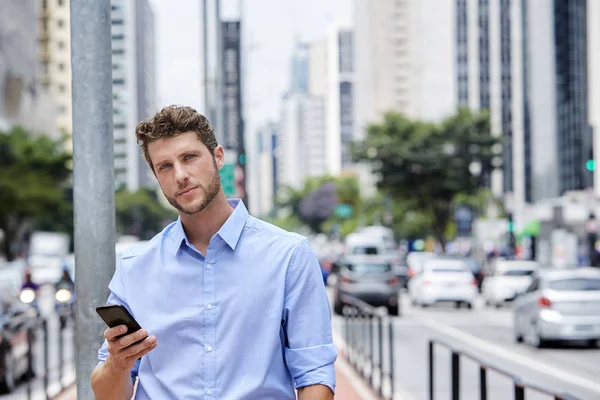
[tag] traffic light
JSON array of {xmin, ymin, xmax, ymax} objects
[
  {"xmin": 507, "ymin": 212, "xmax": 514, "ymax": 233},
  {"xmin": 586, "ymin": 159, "xmax": 596, "ymax": 172},
  {"xmin": 238, "ymin": 153, "xmax": 247, "ymax": 165}
]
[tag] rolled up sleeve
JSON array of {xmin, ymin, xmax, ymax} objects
[
  {"xmin": 96, "ymin": 259, "xmax": 140, "ymax": 383},
  {"xmin": 283, "ymin": 238, "xmax": 337, "ymax": 393}
]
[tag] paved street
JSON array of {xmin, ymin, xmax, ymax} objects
[
  {"xmin": 0, "ymin": 286, "xmax": 75, "ymax": 400},
  {"xmin": 330, "ymin": 289, "xmax": 600, "ymax": 400}
]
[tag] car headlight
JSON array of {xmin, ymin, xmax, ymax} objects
[
  {"xmin": 55, "ymin": 288, "xmax": 72, "ymax": 303},
  {"xmin": 20, "ymin": 288, "xmax": 37, "ymax": 304}
]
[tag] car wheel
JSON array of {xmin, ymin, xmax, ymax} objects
[
  {"xmin": 466, "ymin": 302, "xmax": 473, "ymax": 310},
  {"xmin": 333, "ymin": 300, "xmax": 344, "ymax": 316},
  {"xmin": 0, "ymin": 350, "xmax": 16, "ymax": 394},
  {"xmin": 587, "ymin": 339, "xmax": 599, "ymax": 348},
  {"xmin": 527, "ymin": 322, "xmax": 546, "ymax": 349},
  {"xmin": 387, "ymin": 305, "xmax": 399, "ymax": 316},
  {"xmin": 495, "ymin": 302, "xmax": 502, "ymax": 309},
  {"xmin": 514, "ymin": 317, "xmax": 524, "ymax": 343}
]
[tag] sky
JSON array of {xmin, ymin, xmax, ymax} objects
[{"xmin": 148, "ymin": 0, "xmax": 353, "ymax": 137}]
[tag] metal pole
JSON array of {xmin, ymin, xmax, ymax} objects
[
  {"xmin": 70, "ymin": 1, "xmax": 115, "ymax": 398},
  {"xmin": 202, "ymin": 0, "xmax": 209, "ymax": 113},
  {"xmin": 428, "ymin": 341, "xmax": 434, "ymax": 400},
  {"xmin": 480, "ymin": 367, "xmax": 487, "ymax": 400},
  {"xmin": 451, "ymin": 352, "xmax": 460, "ymax": 400}
]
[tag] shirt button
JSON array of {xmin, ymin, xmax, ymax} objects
[
  {"xmin": 206, "ymin": 389, "xmax": 213, "ymax": 395},
  {"xmin": 207, "ymin": 345, "xmax": 213, "ymax": 352},
  {"xmin": 206, "ymin": 304, "xmax": 213, "ymax": 310},
  {"xmin": 206, "ymin": 264, "xmax": 212, "ymax": 270}
]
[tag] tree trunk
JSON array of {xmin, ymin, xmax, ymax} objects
[{"xmin": 0, "ymin": 221, "xmax": 14, "ymax": 261}]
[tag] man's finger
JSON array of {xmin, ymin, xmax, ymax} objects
[
  {"xmin": 122, "ymin": 336, "xmax": 157, "ymax": 358},
  {"xmin": 126, "ymin": 339, "xmax": 158, "ymax": 361},
  {"xmin": 117, "ymin": 329, "xmax": 148, "ymax": 349},
  {"xmin": 105, "ymin": 325, "xmax": 128, "ymax": 341}
]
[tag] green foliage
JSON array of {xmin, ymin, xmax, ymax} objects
[
  {"xmin": 0, "ymin": 127, "xmax": 72, "ymax": 260},
  {"xmin": 115, "ymin": 189, "xmax": 177, "ymax": 239},
  {"xmin": 353, "ymin": 108, "xmax": 501, "ymax": 248}
]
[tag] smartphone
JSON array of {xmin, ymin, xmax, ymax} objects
[{"xmin": 96, "ymin": 304, "xmax": 143, "ymax": 339}]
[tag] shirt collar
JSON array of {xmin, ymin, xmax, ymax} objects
[{"xmin": 170, "ymin": 199, "xmax": 249, "ymax": 254}]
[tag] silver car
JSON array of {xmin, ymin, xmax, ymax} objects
[
  {"xmin": 333, "ymin": 255, "xmax": 400, "ymax": 316},
  {"xmin": 513, "ymin": 267, "xmax": 600, "ymax": 348}
]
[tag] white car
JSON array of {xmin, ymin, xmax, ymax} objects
[
  {"xmin": 482, "ymin": 260, "xmax": 539, "ymax": 307},
  {"xmin": 409, "ymin": 258, "xmax": 478, "ymax": 308}
]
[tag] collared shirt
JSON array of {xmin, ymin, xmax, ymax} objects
[{"xmin": 97, "ymin": 199, "xmax": 337, "ymax": 399}]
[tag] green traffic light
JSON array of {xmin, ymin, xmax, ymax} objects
[
  {"xmin": 239, "ymin": 154, "xmax": 246, "ymax": 165},
  {"xmin": 586, "ymin": 159, "xmax": 596, "ymax": 172},
  {"xmin": 508, "ymin": 222, "xmax": 514, "ymax": 233}
]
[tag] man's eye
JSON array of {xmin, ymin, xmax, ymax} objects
[
  {"xmin": 184, "ymin": 154, "xmax": 196, "ymax": 161},
  {"xmin": 160, "ymin": 164, "xmax": 171, "ymax": 170}
]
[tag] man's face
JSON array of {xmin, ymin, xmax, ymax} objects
[{"xmin": 148, "ymin": 131, "xmax": 223, "ymax": 215}]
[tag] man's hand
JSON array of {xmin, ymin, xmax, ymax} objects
[
  {"xmin": 297, "ymin": 384, "xmax": 334, "ymax": 400},
  {"xmin": 104, "ymin": 325, "xmax": 157, "ymax": 372}
]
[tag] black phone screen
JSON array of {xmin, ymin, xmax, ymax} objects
[{"xmin": 96, "ymin": 304, "xmax": 143, "ymax": 338}]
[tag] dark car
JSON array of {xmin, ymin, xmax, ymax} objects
[
  {"xmin": 333, "ymin": 255, "xmax": 400, "ymax": 316},
  {"xmin": 0, "ymin": 266, "xmax": 38, "ymax": 393}
]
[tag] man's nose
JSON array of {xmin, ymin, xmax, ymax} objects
[{"xmin": 174, "ymin": 163, "xmax": 189, "ymax": 183}]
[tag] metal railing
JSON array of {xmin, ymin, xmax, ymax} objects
[
  {"xmin": 338, "ymin": 294, "xmax": 395, "ymax": 399},
  {"xmin": 428, "ymin": 339, "xmax": 581, "ymax": 400},
  {"xmin": 24, "ymin": 310, "xmax": 76, "ymax": 400}
]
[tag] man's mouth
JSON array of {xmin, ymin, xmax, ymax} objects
[{"xmin": 177, "ymin": 186, "xmax": 197, "ymax": 196}]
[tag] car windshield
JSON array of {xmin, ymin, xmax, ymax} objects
[
  {"xmin": 352, "ymin": 246, "xmax": 379, "ymax": 255},
  {"xmin": 549, "ymin": 278, "xmax": 600, "ymax": 291},
  {"xmin": 504, "ymin": 269, "xmax": 535, "ymax": 276},
  {"xmin": 347, "ymin": 263, "xmax": 390, "ymax": 273}
]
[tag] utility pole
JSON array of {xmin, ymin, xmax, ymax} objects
[{"xmin": 70, "ymin": 0, "xmax": 115, "ymax": 398}]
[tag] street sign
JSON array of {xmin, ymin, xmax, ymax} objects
[
  {"xmin": 220, "ymin": 163, "xmax": 236, "ymax": 197},
  {"xmin": 335, "ymin": 204, "xmax": 353, "ymax": 219}
]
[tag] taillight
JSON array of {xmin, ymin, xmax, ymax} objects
[
  {"xmin": 388, "ymin": 277, "xmax": 399, "ymax": 285},
  {"xmin": 408, "ymin": 268, "xmax": 415, "ymax": 278},
  {"xmin": 341, "ymin": 276, "xmax": 352, "ymax": 284},
  {"xmin": 424, "ymin": 280, "xmax": 432, "ymax": 286},
  {"xmin": 537, "ymin": 296, "xmax": 552, "ymax": 308},
  {"xmin": 472, "ymin": 278, "xmax": 478, "ymax": 286}
]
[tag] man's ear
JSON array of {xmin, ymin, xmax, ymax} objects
[{"xmin": 214, "ymin": 145, "xmax": 225, "ymax": 169}]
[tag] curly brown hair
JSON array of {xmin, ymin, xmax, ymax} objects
[{"xmin": 135, "ymin": 105, "xmax": 218, "ymax": 172}]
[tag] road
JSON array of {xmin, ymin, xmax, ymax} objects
[
  {"xmin": 0, "ymin": 286, "xmax": 75, "ymax": 400},
  {"xmin": 330, "ymin": 289, "xmax": 600, "ymax": 400}
]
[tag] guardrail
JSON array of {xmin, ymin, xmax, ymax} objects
[
  {"xmin": 428, "ymin": 339, "xmax": 581, "ymax": 400},
  {"xmin": 25, "ymin": 310, "xmax": 75, "ymax": 400},
  {"xmin": 338, "ymin": 294, "xmax": 394, "ymax": 399}
]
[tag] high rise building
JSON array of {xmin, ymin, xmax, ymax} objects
[
  {"xmin": 2, "ymin": 1, "xmax": 56, "ymax": 134},
  {"xmin": 254, "ymin": 122, "xmax": 278, "ymax": 217},
  {"xmin": 325, "ymin": 21, "xmax": 355, "ymax": 175},
  {"xmin": 111, "ymin": 0, "xmax": 156, "ymax": 191}
]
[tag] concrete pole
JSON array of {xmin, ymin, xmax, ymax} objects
[{"xmin": 70, "ymin": 1, "xmax": 115, "ymax": 398}]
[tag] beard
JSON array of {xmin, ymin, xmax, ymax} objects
[{"xmin": 164, "ymin": 161, "xmax": 221, "ymax": 215}]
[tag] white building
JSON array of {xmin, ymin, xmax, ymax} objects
[
  {"xmin": 325, "ymin": 21, "xmax": 355, "ymax": 175},
  {"xmin": 38, "ymin": 0, "xmax": 71, "ymax": 141},
  {"xmin": 254, "ymin": 122, "xmax": 278, "ymax": 217},
  {"xmin": 0, "ymin": 0, "xmax": 55, "ymax": 135},
  {"xmin": 111, "ymin": 0, "xmax": 156, "ymax": 191}
]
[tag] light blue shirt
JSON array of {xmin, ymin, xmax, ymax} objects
[{"xmin": 97, "ymin": 199, "xmax": 337, "ymax": 399}]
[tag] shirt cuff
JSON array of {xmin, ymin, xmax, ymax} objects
[{"xmin": 285, "ymin": 343, "xmax": 337, "ymax": 393}]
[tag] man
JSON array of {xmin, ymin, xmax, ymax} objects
[
  {"xmin": 91, "ymin": 106, "xmax": 337, "ymax": 399},
  {"xmin": 21, "ymin": 268, "xmax": 40, "ymax": 292}
]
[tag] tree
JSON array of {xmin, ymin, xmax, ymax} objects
[
  {"xmin": 298, "ymin": 182, "xmax": 338, "ymax": 233},
  {"xmin": 0, "ymin": 127, "xmax": 72, "ymax": 260},
  {"xmin": 353, "ymin": 109, "xmax": 501, "ymax": 250},
  {"xmin": 115, "ymin": 189, "xmax": 177, "ymax": 239}
]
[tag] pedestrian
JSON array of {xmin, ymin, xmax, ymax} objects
[{"xmin": 91, "ymin": 106, "xmax": 336, "ymax": 400}]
